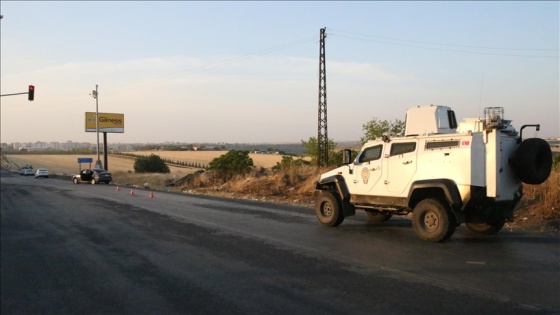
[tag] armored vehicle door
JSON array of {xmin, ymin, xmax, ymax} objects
[
  {"xmin": 386, "ymin": 141, "xmax": 418, "ymax": 195},
  {"xmin": 354, "ymin": 144, "xmax": 384, "ymax": 193}
]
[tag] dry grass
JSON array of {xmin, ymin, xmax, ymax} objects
[
  {"xmin": 178, "ymin": 164, "xmax": 560, "ymax": 229},
  {"xmin": 514, "ymin": 165, "xmax": 560, "ymax": 228},
  {"xmin": 178, "ymin": 165, "xmax": 320, "ymax": 204},
  {"xmin": 111, "ymin": 171, "xmax": 184, "ymax": 189}
]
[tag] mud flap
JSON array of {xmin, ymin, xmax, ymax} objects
[{"xmin": 342, "ymin": 201, "xmax": 356, "ymax": 217}]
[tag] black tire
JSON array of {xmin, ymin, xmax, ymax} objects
[
  {"xmin": 466, "ymin": 221, "xmax": 505, "ymax": 235},
  {"xmin": 412, "ymin": 198, "xmax": 456, "ymax": 242},
  {"xmin": 315, "ymin": 191, "xmax": 345, "ymax": 227},
  {"xmin": 104, "ymin": 181, "xmax": 110, "ymax": 184},
  {"xmin": 73, "ymin": 178, "xmax": 79, "ymax": 184},
  {"xmin": 365, "ymin": 210, "xmax": 392, "ymax": 223},
  {"xmin": 511, "ymin": 138, "xmax": 552, "ymax": 185}
]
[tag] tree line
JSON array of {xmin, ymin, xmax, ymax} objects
[{"xmin": 122, "ymin": 117, "xmax": 406, "ymax": 178}]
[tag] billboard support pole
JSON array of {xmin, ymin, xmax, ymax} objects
[
  {"xmin": 90, "ymin": 84, "xmax": 103, "ymax": 169},
  {"xmin": 103, "ymin": 132, "xmax": 108, "ymax": 171}
]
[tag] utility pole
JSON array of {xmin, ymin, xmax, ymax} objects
[
  {"xmin": 90, "ymin": 85, "xmax": 103, "ymax": 169},
  {"xmin": 317, "ymin": 27, "xmax": 328, "ymax": 168}
]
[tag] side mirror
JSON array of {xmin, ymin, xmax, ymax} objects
[{"xmin": 342, "ymin": 149, "xmax": 352, "ymax": 164}]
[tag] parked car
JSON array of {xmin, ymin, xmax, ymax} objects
[
  {"xmin": 20, "ymin": 166, "xmax": 34, "ymax": 176},
  {"xmin": 72, "ymin": 169, "xmax": 112, "ymax": 184},
  {"xmin": 35, "ymin": 168, "xmax": 49, "ymax": 178}
]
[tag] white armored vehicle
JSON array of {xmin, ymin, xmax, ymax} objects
[{"xmin": 315, "ymin": 105, "xmax": 552, "ymax": 242}]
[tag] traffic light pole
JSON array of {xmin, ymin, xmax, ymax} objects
[
  {"xmin": 0, "ymin": 92, "xmax": 27, "ymax": 97},
  {"xmin": 1, "ymin": 85, "xmax": 35, "ymax": 101}
]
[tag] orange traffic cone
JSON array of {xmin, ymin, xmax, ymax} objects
[
  {"xmin": 116, "ymin": 186, "xmax": 120, "ymax": 192},
  {"xmin": 130, "ymin": 189, "xmax": 135, "ymax": 196},
  {"xmin": 149, "ymin": 191, "xmax": 154, "ymax": 199}
]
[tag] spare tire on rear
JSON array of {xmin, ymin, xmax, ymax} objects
[{"xmin": 511, "ymin": 138, "xmax": 552, "ymax": 185}]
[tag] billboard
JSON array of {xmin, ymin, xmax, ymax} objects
[{"xmin": 85, "ymin": 112, "xmax": 124, "ymax": 133}]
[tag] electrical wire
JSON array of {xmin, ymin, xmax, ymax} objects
[{"xmin": 327, "ymin": 28, "xmax": 558, "ymax": 58}]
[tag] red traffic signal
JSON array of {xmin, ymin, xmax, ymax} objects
[{"xmin": 28, "ymin": 85, "xmax": 35, "ymax": 101}]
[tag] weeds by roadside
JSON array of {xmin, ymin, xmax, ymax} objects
[
  {"xmin": 176, "ymin": 164, "xmax": 560, "ymax": 230},
  {"xmin": 514, "ymin": 164, "xmax": 560, "ymax": 230}
]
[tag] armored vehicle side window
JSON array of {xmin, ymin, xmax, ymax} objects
[
  {"xmin": 425, "ymin": 140, "xmax": 460, "ymax": 150},
  {"xmin": 358, "ymin": 145, "xmax": 382, "ymax": 163},
  {"xmin": 390, "ymin": 142, "xmax": 416, "ymax": 156}
]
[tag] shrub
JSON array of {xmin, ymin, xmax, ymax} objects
[
  {"xmin": 133, "ymin": 154, "xmax": 170, "ymax": 173},
  {"xmin": 272, "ymin": 156, "xmax": 310, "ymax": 171},
  {"xmin": 207, "ymin": 150, "xmax": 254, "ymax": 181}
]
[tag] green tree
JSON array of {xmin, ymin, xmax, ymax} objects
[
  {"xmin": 301, "ymin": 137, "xmax": 342, "ymax": 166},
  {"xmin": 361, "ymin": 118, "xmax": 405, "ymax": 144},
  {"xmin": 133, "ymin": 154, "xmax": 170, "ymax": 173},
  {"xmin": 272, "ymin": 156, "xmax": 310, "ymax": 171},
  {"xmin": 301, "ymin": 136, "xmax": 337, "ymax": 165},
  {"xmin": 329, "ymin": 149, "xmax": 359, "ymax": 166},
  {"xmin": 207, "ymin": 150, "xmax": 254, "ymax": 181}
]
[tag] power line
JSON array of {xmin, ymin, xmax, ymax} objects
[
  {"xmin": 327, "ymin": 28, "xmax": 558, "ymax": 58},
  {"xmin": 329, "ymin": 28, "xmax": 557, "ymax": 51}
]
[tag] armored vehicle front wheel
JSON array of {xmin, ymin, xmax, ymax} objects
[
  {"xmin": 316, "ymin": 191, "xmax": 344, "ymax": 227},
  {"xmin": 365, "ymin": 210, "xmax": 392, "ymax": 223},
  {"xmin": 466, "ymin": 221, "xmax": 505, "ymax": 235},
  {"xmin": 412, "ymin": 198, "xmax": 456, "ymax": 242}
]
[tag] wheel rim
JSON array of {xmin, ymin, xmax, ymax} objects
[
  {"xmin": 422, "ymin": 211, "xmax": 439, "ymax": 232},
  {"xmin": 321, "ymin": 201, "xmax": 333, "ymax": 218}
]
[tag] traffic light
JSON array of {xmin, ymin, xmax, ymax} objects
[{"xmin": 28, "ymin": 85, "xmax": 35, "ymax": 101}]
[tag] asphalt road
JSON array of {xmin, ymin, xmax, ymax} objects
[{"xmin": 1, "ymin": 169, "xmax": 559, "ymax": 315}]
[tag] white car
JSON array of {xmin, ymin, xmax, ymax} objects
[
  {"xmin": 20, "ymin": 167, "xmax": 35, "ymax": 176},
  {"xmin": 35, "ymin": 168, "xmax": 49, "ymax": 178}
]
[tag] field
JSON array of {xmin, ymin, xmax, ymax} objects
[
  {"xmin": 2, "ymin": 151, "xmax": 286, "ymax": 191},
  {"xmin": 125, "ymin": 151, "xmax": 285, "ymax": 169},
  {"xmin": 3, "ymin": 151, "xmax": 284, "ymax": 175}
]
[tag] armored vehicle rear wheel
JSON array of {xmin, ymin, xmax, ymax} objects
[
  {"xmin": 316, "ymin": 191, "xmax": 344, "ymax": 227},
  {"xmin": 412, "ymin": 198, "xmax": 456, "ymax": 242},
  {"xmin": 466, "ymin": 221, "xmax": 505, "ymax": 235},
  {"xmin": 365, "ymin": 210, "xmax": 392, "ymax": 223}
]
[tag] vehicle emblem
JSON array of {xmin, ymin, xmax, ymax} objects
[{"xmin": 361, "ymin": 167, "xmax": 370, "ymax": 184}]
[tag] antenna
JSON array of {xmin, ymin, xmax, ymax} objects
[{"xmin": 479, "ymin": 72, "xmax": 484, "ymax": 116}]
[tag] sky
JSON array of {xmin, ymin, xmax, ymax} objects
[{"xmin": 1, "ymin": 1, "xmax": 558, "ymax": 144}]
